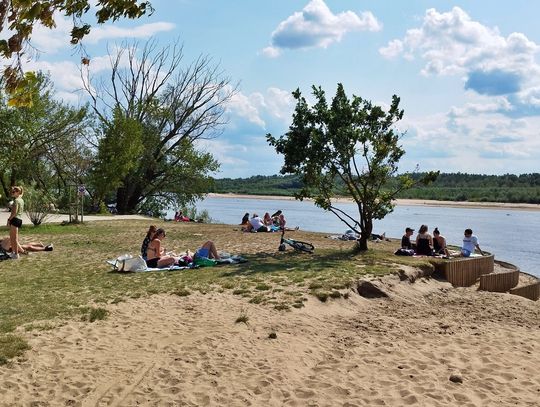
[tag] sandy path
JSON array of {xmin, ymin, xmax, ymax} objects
[{"xmin": 1, "ymin": 276, "xmax": 539, "ymax": 407}]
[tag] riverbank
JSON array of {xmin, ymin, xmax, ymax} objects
[{"xmin": 208, "ymin": 193, "xmax": 540, "ymax": 211}]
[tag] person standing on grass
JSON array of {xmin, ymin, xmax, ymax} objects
[{"xmin": 7, "ymin": 186, "xmax": 24, "ymax": 259}]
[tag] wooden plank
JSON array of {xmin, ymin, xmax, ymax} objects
[
  {"xmin": 431, "ymin": 255, "xmax": 494, "ymax": 287},
  {"xmin": 509, "ymin": 282, "xmax": 540, "ymax": 301},
  {"xmin": 479, "ymin": 270, "xmax": 519, "ymax": 292}
]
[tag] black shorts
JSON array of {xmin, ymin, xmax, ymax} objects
[
  {"xmin": 146, "ymin": 258, "xmax": 159, "ymax": 268},
  {"xmin": 9, "ymin": 217, "xmax": 22, "ymax": 228}
]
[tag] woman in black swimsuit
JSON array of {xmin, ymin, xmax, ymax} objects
[{"xmin": 415, "ymin": 224, "xmax": 433, "ymax": 255}]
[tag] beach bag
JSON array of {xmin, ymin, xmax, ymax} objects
[
  {"xmin": 0, "ymin": 247, "xmax": 10, "ymax": 261},
  {"xmin": 394, "ymin": 248, "xmax": 414, "ymax": 256},
  {"xmin": 115, "ymin": 254, "xmax": 148, "ymax": 272}
]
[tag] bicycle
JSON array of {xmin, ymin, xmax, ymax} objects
[{"xmin": 278, "ymin": 228, "xmax": 314, "ymax": 253}]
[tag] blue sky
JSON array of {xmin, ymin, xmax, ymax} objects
[{"xmin": 24, "ymin": 0, "xmax": 540, "ymax": 178}]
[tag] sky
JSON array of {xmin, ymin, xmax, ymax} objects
[{"xmin": 19, "ymin": 0, "xmax": 540, "ymax": 178}]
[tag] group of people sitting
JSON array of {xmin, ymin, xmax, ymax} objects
[
  {"xmin": 240, "ymin": 210, "xmax": 298, "ymax": 233},
  {"xmin": 140, "ymin": 225, "xmax": 220, "ymax": 268},
  {"xmin": 399, "ymin": 225, "xmax": 484, "ymax": 257}
]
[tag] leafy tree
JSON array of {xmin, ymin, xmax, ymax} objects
[
  {"xmin": 84, "ymin": 40, "xmax": 234, "ymax": 214},
  {"xmin": 0, "ymin": 73, "xmax": 90, "ymax": 202},
  {"xmin": 267, "ymin": 84, "xmax": 438, "ymax": 251},
  {"xmin": 0, "ymin": 0, "xmax": 153, "ymax": 105}
]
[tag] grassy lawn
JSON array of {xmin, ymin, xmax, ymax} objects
[{"xmin": 0, "ymin": 219, "xmax": 433, "ymax": 364}]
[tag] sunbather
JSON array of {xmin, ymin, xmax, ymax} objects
[
  {"xmin": 1, "ymin": 237, "xmax": 53, "ymax": 254},
  {"xmin": 433, "ymin": 228, "xmax": 449, "ymax": 256},
  {"xmin": 195, "ymin": 240, "xmax": 221, "ymax": 260},
  {"xmin": 415, "ymin": 225, "xmax": 433, "ymax": 255}
]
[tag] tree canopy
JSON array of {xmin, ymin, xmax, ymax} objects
[
  {"xmin": 84, "ymin": 40, "xmax": 235, "ymax": 214},
  {"xmin": 267, "ymin": 84, "xmax": 438, "ymax": 250}
]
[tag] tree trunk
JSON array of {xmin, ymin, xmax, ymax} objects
[{"xmin": 356, "ymin": 235, "xmax": 369, "ymax": 251}]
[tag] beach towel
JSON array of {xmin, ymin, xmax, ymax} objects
[{"xmin": 0, "ymin": 247, "xmax": 10, "ymax": 261}]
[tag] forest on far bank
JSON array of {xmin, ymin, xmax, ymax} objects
[{"xmin": 211, "ymin": 173, "xmax": 540, "ymax": 204}]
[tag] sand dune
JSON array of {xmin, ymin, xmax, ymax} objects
[{"xmin": 1, "ymin": 275, "xmax": 539, "ymax": 406}]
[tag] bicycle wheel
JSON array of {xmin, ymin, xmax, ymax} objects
[{"xmin": 291, "ymin": 240, "xmax": 314, "ymax": 253}]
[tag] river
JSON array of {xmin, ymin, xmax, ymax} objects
[{"xmin": 169, "ymin": 196, "xmax": 540, "ymax": 278}]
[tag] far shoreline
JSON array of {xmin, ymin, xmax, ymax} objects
[{"xmin": 207, "ymin": 193, "xmax": 540, "ymax": 212}]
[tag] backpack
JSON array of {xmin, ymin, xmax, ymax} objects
[
  {"xmin": 0, "ymin": 247, "xmax": 10, "ymax": 261},
  {"xmin": 114, "ymin": 254, "xmax": 148, "ymax": 272}
]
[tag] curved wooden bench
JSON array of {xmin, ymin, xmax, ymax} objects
[
  {"xmin": 431, "ymin": 254, "xmax": 494, "ymax": 287},
  {"xmin": 479, "ymin": 270, "xmax": 519, "ymax": 292}
]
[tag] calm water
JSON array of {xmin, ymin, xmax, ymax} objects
[{"xmin": 169, "ymin": 196, "xmax": 540, "ymax": 277}]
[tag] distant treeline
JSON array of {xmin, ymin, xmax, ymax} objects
[{"xmin": 212, "ymin": 173, "xmax": 540, "ymax": 204}]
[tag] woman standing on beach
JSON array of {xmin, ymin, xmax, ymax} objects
[{"xmin": 7, "ymin": 186, "xmax": 24, "ymax": 259}]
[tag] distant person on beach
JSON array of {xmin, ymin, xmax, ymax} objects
[
  {"xmin": 278, "ymin": 213, "xmax": 299, "ymax": 231},
  {"xmin": 0, "ymin": 237, "xmax": 53, "ymax": 254},
  {"xmin": 271, "ymin": 210, "xmax": 282, "ymax": 225},
  {"xmin": 401, "ymin": 227, "xmax": 414, "ymax": 249},
  {"xmin": 240, "ymin": 213, "xmax": 249, "ymax": 225},
  {"xmin": 461, "ymin": 228, "xmax": 484, "ymax": 257},
  {"xmin": 7, "ymin": 186, "xmax": 24, "ymax": 259},
  {"xmin": 433, "ymin": 227, "xmax": 449, "ymax": 256},
  {"xmin": 249, "ymin": 213, "xmax": 269, "ymax": 232},
  {"xmin": 145, "ymin": 228, "xmax": 177, "ymax": 268},
  {"xmin": 141, "ymin": 225, "xmax": 157, "ymax": 260},
  {"xmin": 263, "ymin": 212, "xmax": 273, "ymax": 227},
  {"xmin": 415, "ymin": 225, "xmax": 433, "ymax": 255}
]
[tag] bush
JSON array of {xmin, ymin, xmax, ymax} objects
[{"xmin": 23, "ymin": 185, "xmax": 56, "ymax": 226}]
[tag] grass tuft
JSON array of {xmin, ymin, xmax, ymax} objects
[
  {"xmin": 235, "ymin": 311, "xmax": 249, "ymax": 325},
  {"xmin": 0, "ymin": 335, "xmax": 30, "ymax": 365},
  {"xmin": 172, "ymin": 288, "xmax": 191, "ymax": 297}
]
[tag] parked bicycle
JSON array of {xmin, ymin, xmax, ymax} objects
[{"xmin": 278, "ymin": 229, "xmax": 314, "ymax": 253}]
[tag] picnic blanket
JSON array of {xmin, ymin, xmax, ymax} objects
[{"xmin": 107, "ymin": 253, "xmax": 248, "ymax": 272}]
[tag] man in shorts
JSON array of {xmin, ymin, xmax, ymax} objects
[{"xmin": 461, "ymin": 228, "xmax": 484, "ymax": 257}]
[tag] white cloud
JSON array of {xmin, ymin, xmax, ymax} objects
[
  {"xmin": 86, "ymin": 22, "xmax": 176, "ymax": 44},
  {"xmin": 262, "ymin": 0, "xmax": 381, "ymax": 56},
  {"xmin": 30, "ymin": 14, "xmax": 175, "ymax": 54},
  {"xmin": 226, "ymin": 87, "xmax": 295, "ymax": 129},
  {"xmin": 379, "ymin": 7, "xmax": 539, "ymax": 78}
]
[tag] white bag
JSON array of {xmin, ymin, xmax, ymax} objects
[{"xmin": 115, "ymin": 255, "xmax": 147, "ymax": 272}]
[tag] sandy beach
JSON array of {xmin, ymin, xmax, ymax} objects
[
  {"xmin": 1, "ymin": 272, "xmax": 539, "ymax": 406},
  {"xmin": 208, "ymin": 193, "xmax": 540, "ymax": 211}
]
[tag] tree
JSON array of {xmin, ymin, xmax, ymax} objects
[
  {"xmin": 0, "ymin": 0, "xmax": 153, "ymax": 105},
  {"xmin": 267, "ymin": 84, "xmax": 438, "ymax": 251},
  {"xmin": 84, "ymin": 40, "xmax": 235, "ymax": 214},
  {"xmin": 0, "ymin": 73, "xmax": 90, "ymax": 202}
]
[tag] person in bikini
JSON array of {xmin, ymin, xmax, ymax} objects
[
  {"xmin": 0, "ymin": 237, "xmax": 53, "ymax": 254},
  {"xmin": 145, "ymin": 228, "xmax": 178, "ymax": 268}
]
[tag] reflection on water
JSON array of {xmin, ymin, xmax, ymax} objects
[{"xmin": 168, "ymin": 196, "xmax": 540, "ymax": 277}]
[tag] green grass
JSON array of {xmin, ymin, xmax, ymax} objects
[{"xmin": 0, "ymin": 219, "xmax": 433, "ymax": 363}]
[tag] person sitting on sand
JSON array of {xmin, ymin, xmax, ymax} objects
[
  {"xmin": 415, "ymin": 225, "xmax": 433, "ymax": 255},
  {"xmin": 195, "ymin": 240, "xmax": 221, "ymax": 260},
  {"xmin": 278, "ymin": 214, "xmax": 299, "ymax": 231},
  {"xmin": 271, "ymin": 210, "xmax": 282, "ymax": 226},
  {"xmin": 263, "ymin": 212, "xmax": 273, "ymax": 227},
  {"xmin": 240, "ymin": 212, "xmax": 249, "ymax": 225},
  {"xmin": 0, "ymin": 237, "xmax": 53, "ymax": 254},
  {"xmin": 145, "ymin": 228, "xmax": 177, "ymax": 268},
  {"xmin": 433, "ymin": 227, "xmax": 449, "ymax": 257},
  {"xmin": 461, "ymin": 228, "xmax": 484, "ymax": 257},
  {"xmin": 249, "ymin": 214, "xmax": 269, "ymax": 232},
  {"xmin": 141, "ymin": 225, "xmax": 157, "ymax": 260}
]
